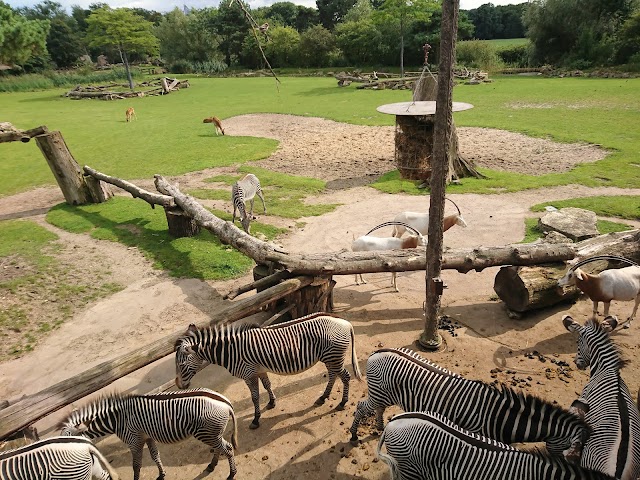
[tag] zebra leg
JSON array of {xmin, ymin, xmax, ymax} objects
[
  {"xmin": 245, "ymin": 377, "xmax": 262, "ymax": 429},
  {"xmin": 259, "ymin": 373, "xmax": 276, "ymax": 409},
  {"xmin": 145, "ymin": 438, "xmax": 166, "ymax": 480},
  {"xmin": 249, "ymin": 198, "xmax": 255, "ymax": 219},
  {"xmin": 315, "ymin": 366, "xmax": 340, "ymax": 406},
  {"xmin": 128, "ymin": 441, "xmax": 146, "ymax": 480},
  {"xmin": 257, "ymin": 190, "xmax": 266, "ymax": 213},
  {"xmin": 206, "ymin": 438, "xmax": 237, "ymax": 480},
  {"xmin": 337, "ymin": 368, "xmax": 352, "ymax": 410},
  {"xmin": 349, "ymin": 398, "xmax": 376, "ymax": 445},
  {"xmin": 375, "ymin": 406, "xmax": 385, "ymax": 431}
]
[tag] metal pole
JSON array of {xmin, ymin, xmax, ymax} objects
[{"xmin": 418, "ymin": 0, "xmax": 459, "ymax": 350}]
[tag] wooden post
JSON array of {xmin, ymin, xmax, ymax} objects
[
  {"xmin": 164, "ymin": 207, "xmax": 200, "ymax": 237},
  {"xmin": 419, "ymin": 0, "xmax": 459, "ymax": 350},
  {"xmin": 84, "ymin": 175, "xmax": 114, "ymax": 203}
]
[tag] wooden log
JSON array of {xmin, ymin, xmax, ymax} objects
[
  {"xmin": 84, "ymin": 166, "xmax": 175, "ymax": 208},
  {"xmin": 34, "ymin": 131, "xmax": 93, "ymax": 205},
  {"xmin": 493, "ymin": 264, "xmax": 580, "ymax": 313},
  {"xmin": 164, "ymin": 207, "xmax": 200, "ymax": 237},
  {"xmin": 83, "ymin": 175, "xmax": 114, "ymax": 203},
  {"xmin": 0, "ymin": 275, "xmax": 314, "ymax": 441},
  {"xmin": 224, "ymin": 269, "xmax": 293, "ymax": 300},
  {"xmin": 0, "ymin": 125, "xmax": 48, "ymax": 144}
]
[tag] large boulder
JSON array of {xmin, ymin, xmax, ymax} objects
[{"xmin": 538, "ymin": 207, "xmax": 599, "ymax": 241}]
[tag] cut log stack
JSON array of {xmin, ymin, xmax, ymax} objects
[{"xmin": 65, "ymin": 77, "xmax": 190, "ymax": 100}]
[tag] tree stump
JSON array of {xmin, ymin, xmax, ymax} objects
[
  {"xmin": 493, "ymin": 264, "xmax": 580, "ymax": 314},
  {"xmin": 164, "ymin": 207, "xmax": 200, "ymax": 237},
  {"xmin": 286, "ymin": 276, "xmax": 335, "ymax": 319},
  {"xmin": 84, "ymin": 175, "xmax": 114, "ymax": 203},
  {"xmin": 34, "ymin": 131, "xmax": 95, "ymax": 205}
]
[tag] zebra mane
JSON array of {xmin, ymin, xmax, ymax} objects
[
  {"xmin": 59, "ymin": 392, "xmax": 127, "ymax": 429},
  {"xmin": 492, "ymin": 382, "xmax": 589, "ymax": 428},
  {"xmin": 175, "ymin": 322, "xmax": 260, "ymax": 349},
  {"xmin": 584, "ymin": 318, "xmax": 628, "ymax": 370},
  {"xmin": 0, "ymin": 436, "xmax": 95, "ymax": 459}
]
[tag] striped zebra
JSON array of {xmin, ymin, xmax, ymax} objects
[
  {"xmin": 174, "ymin": 313, "xmax": 361, "ymax": 429},
  {"xmin": 563, "ymin": 315, "xmax": 640, "ymax": 480},
  {"xmin": 231, "ymin": 173, "xmax": 266, "ymax": 233},
  {"xmin": 350, "ymin": 348, "xmax": 589, "ymax": 460},
  {"xmin": 60, "ymin": 388, "xmax": 238, "ymax": 480},
  {"xmin": 0, "ymin": 436, "xmax": 119, "ymax": 480},
  {"xmin": 377, "ymin": 412, "xmax": 615, "ymax": 480}
]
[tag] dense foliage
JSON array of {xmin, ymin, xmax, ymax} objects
[{"xmin": 1, "ymin": 0, "xmax": 639, "ymax": 76}]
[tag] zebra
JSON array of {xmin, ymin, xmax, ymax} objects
[
  {"xmin": 377, "ymin": 411, "xmax": 616, "ymax": 480},
  {"xmin": 0, "ymin": 436, "xmax": 119, "ymax": 480},
  {"xmin": 350, "ymin": 348, "xmax": 589, "ymax": 460},
  {"xmin": 174, "ymin": 312, "xmax": 362, "ymax": 429},
  {"xmin": 231, "ymin": 173, "xmax": 266, "ymax": 233},
  {"xmin": 59, "ymin": 388, "xmax": 238, "ymax": 480},
  {"xmin": 563, "ymin": 315, "xmax": 640, "ymax": 480}
]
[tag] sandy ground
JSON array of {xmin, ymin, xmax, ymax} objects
[{"xmin": 1, "ymin": 114, "xmax": 640, "ymax": 479}]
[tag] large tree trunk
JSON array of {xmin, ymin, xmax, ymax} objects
[
  {"xmin": 494, "ymin": 264, "xmax": 580, "ymax": 314},
  {"xmin": 413, "ymin": 75, "xmax": 485, "ymax": 182},
  {"xmin": 34, "ymin": 131, "xmax": 95, "ymax": 205}
]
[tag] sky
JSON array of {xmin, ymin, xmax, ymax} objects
[{"xmin": 5, "ymin": 0, "xmax": 529, "ymax": 13}]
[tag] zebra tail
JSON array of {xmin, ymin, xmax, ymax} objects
[
  {"xmin": 376, "ymin": 429, "xmax": 400, "ymax": 480},
  {"xmin": 229, "ymin": 407, "xmax": 239, "ymax": 451},
  {"xmin": 89, "ymin": 444, "xmax": 120, "ymax": 480},
  {"xmin": 350, "ymin": 325, "xmax": 362, "ymax": 381}
]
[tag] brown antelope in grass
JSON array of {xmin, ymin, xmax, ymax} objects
[
  {"xmin": 125, "ymin": 107, "xmax": 137, "ymax": 122},
  {"xmin": 203, "ymin": 116, "xmax": 225, "ymax": 135}
]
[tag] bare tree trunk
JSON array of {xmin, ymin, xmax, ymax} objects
[
  {"xmin": 120, "ymin": 47, "xmax": 134, "ymax": 90},
  {"xmin": 419, "ymin": 0, "xmax": 459, "ymax": 350}
]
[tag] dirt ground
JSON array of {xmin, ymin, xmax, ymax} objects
[{"xmin": 1, "ymin": 114, "xmax": 640, "ymax": 479}]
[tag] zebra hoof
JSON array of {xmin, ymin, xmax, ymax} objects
[
  {"xmin": 206, "ymin": 463, "xmax": 216, "ymax": 472},
  {"xmin": 249, "ymin": 421, "xmax": 260, "ymax": 429},
  {"xmin": 335, "ymin": 403, "xmax": 346, "ymax": 411},
  {"xmin": 266, "ymin": 401, "xmax": 276, "ymax": 410},
  {"xmin": 314, "ymin": 397, "xmax": 326, "ymax": 406},
  {"xmin": 350, "ymin": 438, "xmax": 359, "ymax": 447}
]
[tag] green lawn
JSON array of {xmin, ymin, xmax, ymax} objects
[
  {"xmin": 2, "ymin": 75, "xmax": 640, "ymax": 197},
  {"xmin": 481, "ymin": 38, "xmax": 529, "ymax": 49}
]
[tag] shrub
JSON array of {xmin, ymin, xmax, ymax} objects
[
  {"xmin": 456, "ymin": 40, "xmax": 504, "ymax": 71},
  {"xmin": 168, "ymin": 59, "xmax": 192, "ymax": 74},
  {"xmin": 497, "ymin": 44, "xmax": 530, "ymax": 68}
]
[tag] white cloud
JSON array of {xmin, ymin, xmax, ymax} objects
[{"xmin": 6, "ymin": 0, "xmax": 526, "ymax": 13}]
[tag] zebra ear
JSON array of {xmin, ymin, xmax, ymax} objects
[
  {"xmin": 187, "ymin": 324, "xmax": 198, "ymax": 334},
  {"xmin": 569, "ymin": 398, "xmax": 589, "ymax": 420},
  {"xmin": 76, "ymin": 422, "xmax": 90, "ymax": 433},
  {"xmin": 602, "ymin": 316, "xmax": 618, "ymax": 333},
  {"xmin": 562, "ymin": 315, "xmax": 580, "ymax": 332}
]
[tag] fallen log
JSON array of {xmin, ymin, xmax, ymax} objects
[
  {"xmin": 153, "ymin": 174, "xmax": 578, "ymax": 275},
  {"xmin": 84, "ymin": 166, "xmax": 175, "ymax": 208},
  {"xmin": 493, "ymin": 230, "xmax": 640, "ymax": 313},
  {"xmin": 0, "ymin": 275, "xmax": 314, "ymax": 441},
  {"xmin": 0, "ymin": 125, "xmax": 48, "ymax": 144}
]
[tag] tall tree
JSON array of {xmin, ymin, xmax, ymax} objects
[
  {"xmin": 373, "ymin": 0, "xmax": 438, "ymax": 76},
  {"xmin": 214, "ymin": 0, "xmax": 250, "ymax": 66},
  {"xmin": 86, "ymin": 7, "xmax": 158, "ymax": 89},
  {"xmin": 299, "ymin": 24, "xmax": 336, "ymax": 66},
  {"xmin": 264, "ymin": 25, "xmax": 300, "ymax": 66},
  {"xmin": 265, "ymin": 2, "xmax": 299, "ymax": 27},
  {"xmin": 295, "ymin": 6, "xmax": 320, "ymax": 31},
  {"xmin": 0, "ymin": 1, "xmax": 49, "ymax": 67},
  {"xmin": 334, "ymin": 19, "xmax": 382, "ymax": 64},
  {"xmin": 317, "ymin": 0, "xmax": 357, "ymax": 30}
]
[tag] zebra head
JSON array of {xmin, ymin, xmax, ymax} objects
[
  {"xmin": 562, "ymin": 315, "xmax": 618, "ymax": 370},
  {"xmin": 175, "ymin": 324, "xmax": 209, "ymax": 389},
  {"xmin": 59, "ymin": 396, "xmax": 117, "ymax": 440}
]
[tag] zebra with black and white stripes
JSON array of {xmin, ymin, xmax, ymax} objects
[
  {"xmin": 350, "ymin": 348, "xmax": 589, "ymax": 460},
  {"xmin": 60, "ymin": 388, "xmax": 238, "ymax": 480},
  {"xmin": 231, "ymin": 173, "xmax": 266, "ymax": 233},
  {"xmin": 174, "ymin": 313, "xmax": 361, "ymax": 429},
  {"xmin": 0, "ymin": 436, "xmax": 119, "ymax": 480},
  {"xmin": 377, "ymin": 412, "xmax": 615, "ymax": 480},
  {"xmin": 563, "ymin": 315, "xmax": 640, "ymax": 480}
]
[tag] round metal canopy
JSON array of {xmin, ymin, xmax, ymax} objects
[{"xmin": 376, "ymin": 101, "xmax": 474, "ymax": 116}]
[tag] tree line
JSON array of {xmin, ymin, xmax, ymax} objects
[{"xmin": 1, "ymin": 0, "xmax": 639, "ymax": 76}]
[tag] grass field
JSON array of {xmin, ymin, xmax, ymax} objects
[
  {"xmin": 2, "ymin": 75, "xmax": 639, "ymax": 197},
  {"xmin": 481, "ymin": 38, "xmax": 529, "ymax": 49}
]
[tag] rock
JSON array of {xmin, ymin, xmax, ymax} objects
[
  {"xmin": 538, "ymin": 207, "xmax": 599, "ymax": 241},
  {"xmin": 542, "ymin": 231, "xmax": 573, "ymax": 244}
]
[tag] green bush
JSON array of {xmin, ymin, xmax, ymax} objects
[
  {"xmin": 497, "ymin": 44, "xmax": 530, "ymax": 68},
  {"xmin": 191, "ymin": 60, "xmax": 228, "ymax": 74},
  {"xmin": 0, "ymin": 67, "xmax": 142, "ymax": 92},
  {"xmin": 168, "ymin": 59, "xmax": 191, "ymax": 74},
  {"xmin": 456, "ymin": 40, "xmax": 504, "ymax": 71}
]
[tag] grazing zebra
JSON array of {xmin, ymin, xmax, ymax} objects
[
  {"xmin": 59, "ymin": 388, "xmax": 238, "ymax": 480},
  {"xmin": 377, "ymin": 412, "xmax": 615, "ymax": 480},
  {"xmin": 231, "ymin": 173, "xmax": 266, "ymax": 233},
  {"xmin": 174, "ymin": 313, "xmax": 361, "ymax": 429},
  {"xmin": 563, "ymin": 315, "xmax": 640, "ymax": 480},
  {"xmin": 0, "ymin": 436, "xmax": 119, "ymax": 480},
  {"xmin": 350, "ymin": 348, "xmax": 589, "ymax": 460}
]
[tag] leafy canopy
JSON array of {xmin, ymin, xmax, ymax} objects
[
  {"xmin": 0, "ymin": 1, "xmax": 49, "ymax": 66},
  {"xmin": 86, "ymin": 6, "xmax": 158, "ymax": 57}
]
